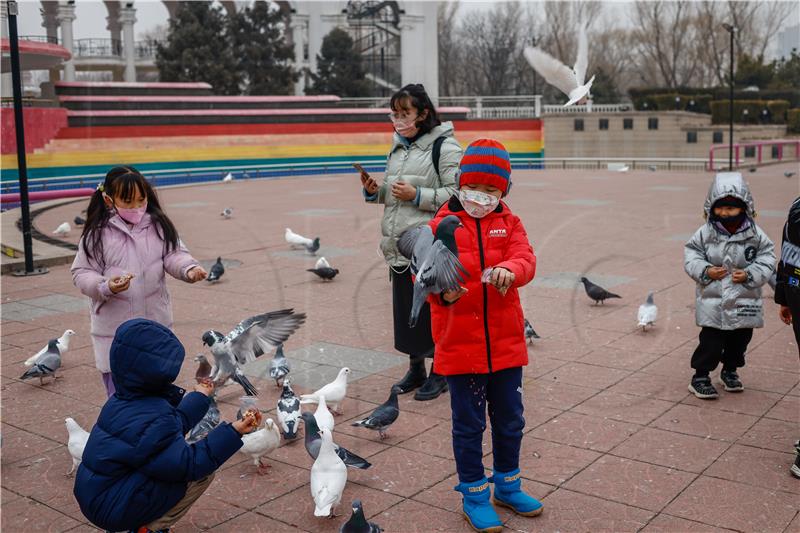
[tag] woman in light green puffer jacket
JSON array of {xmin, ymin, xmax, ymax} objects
[{"xmin": 360, "ymin": 84, "xmax": 462, "ymax": 401}]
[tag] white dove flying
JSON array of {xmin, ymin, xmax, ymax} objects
[
  {"xmin": 65, "ymin": 417, "xmax": 90, "ymax": 476},
  {"xmin": 310, "ymin": 428, "xmax": 347, "ymax": 517},
  {"xmin": 314, "ymin": 395, "xmax": 335, "ymax": 432},
  {"xmin": 53, "ymin": 222, "xmax": 71, "ymax": 236},
  {"xmin": 239, "ymin": 417, "xmax": 282, "ymax": 475},
  {"xmin": 25, "ymin": 329, "xmax": 75, "ymax": 366},
  {"xmin": 524, "ymin": 21, "xmax": 595, "ymax": 107},
  {"xmin": 637, "ymin": 291, "xmax": 658, "ymax": 331},
  {"xmin": 299, "ymin": 367, "xmax": 350, "ymax": 414}
]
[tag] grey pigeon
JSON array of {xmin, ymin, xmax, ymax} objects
[
  {"xmin": 351, "ymin": 387, "xmax": 399, "ymax": 439},
  {"xmin": 20, "ymin": 340, "xmax": 61, "ymax": 385},
  {"xmin": 206, "ymin": 257, "xmax": 225, "ymax": 283},
  {"xmin": 277, "ymin": 377, "xmax": 301, "ymax": 440},
  {"xmin": 340, "ymin": 500, "xmax": 383, "ymax": 533},
  {"xmin": 73, "ymin": 215, "xmax": 85, "ymax": 226},
  {"xmin": 194, "ymin": 354, "xmax": 213, "ymax": 382},
  {"xmin": 580, "ymin": 277, "xmax": 621, "ymax": 305},
  {"xmin": 647, "ymin": 165, "xmax": 657, "ymax": 172},
  {"xmin": 524, "ymin": 318, "xmax": 540, "ymax": 343},
  {"xmin": 637, "ymin": 291, "xmax": 658, "ymax": 331},
  {"xmin": 748, "ymin": 167, "xmax": 757, "ymax": 173},
  {"xmin": 268, "ymin": 343, "xmax": 290, "ymax": 387},
  {"xmin": 397, "ymin": 215, "xmax": 467, "ymax": 327},
  {"xmin": 300, "ymin": 412, "xmax": 371, "ymax": 469},
  {"xmin": 220, "ymin": 207, "xmax": 233, "ymax": 219},
  {"xmin": 186, "ymin": 394, "xmax": 221, "ymax": 444},
  {"xmin": 785, "ymin": 171, "xmax": 796, "ymax": 178},
  {"xmin": 202, "ymin": 309, "xmax": 306, "ymax": 396},
  {"xmin": 307, "ymin": 266, "xmax": 339, "ymax": 281},
  {"xmin": 24, "ymin": 329, "xmax": 75, "ymax": 366}
]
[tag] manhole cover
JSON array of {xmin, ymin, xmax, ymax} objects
[{"xmin": 198, "ymin": 258, "xmax": 242, "ymax": 270}]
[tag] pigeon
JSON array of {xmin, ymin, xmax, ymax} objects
[
  {"xmin": 220, "ymin": 207, "xmax": 233, "ymax": 219},
  {"xmin": 300, "ymin": 367, "xmax": 350, "ymax": 414},
  {"xmin": 222, "ymin": 172, "xmax": 234, "ymax": 182},
  {"xmin": 580, "ymin": 277, "xmax": 621, "ymax": 305},
  {"xmin": 73, "ymin": 216, "xmax": 86, "ymax": 226},
  {"xmin": 206, "ymin": 257, "xmax": 225, "ymax": 283},
  {"xmin": 24, "ymin": 330, "xmax": 75, "ymax": 366},
  {"xmin": 311, "ymin": 428, "xmax": 348, "ymax": 517},
  {"xmin": 20, "ymin": 340, "xmax": 61, "ymax": 385},
  {"xmin": 53, "ymin": 222, "xmax": 71, "ymax": 236},
  {"xmin": 316, "ymin": 256, "xmax": 332, "ymax": 270},
  {"xmin": 307, "ymin": 266, "xmax": 339, "ymax": 281},
  {"xmin": 201, "ymin": 309, "xmax": 306, "ymax": 396},
  {"xmin": 340, "ymin": 500, "xmax": 383, "ymax": 533},
  {"xmin": 65, "ymin": 417, "xmax": 90, "ymax": 476},
  {"xmin": 637, "ymin": 291, "xmax": 658, "ymax": 331},
  {"xmin": 268, "ymin": 343, "xmax": 290, "ymax": 387},
  {"xmin": 350, "ymin": 387, "xmax": 399, "ymax": 439},
  {"xmin": 186, "ymin": 394, "xmax": 221, "ymax": 444},
  {"xmin": 301, "ymin": 413, "xmax": 372, "ymax": 469},
  {"xmin": 277, "ymin": 377, "xmax": 301, "ymax": 440},
  {"xmin": 397, "ymin": 215, "xmax": 468, "ymax": 327},
  {"xmin": 748, "ymin": 167, "xmax": 757, "ymax": 173},
  {"xmin": 194, "ymin": 354, "xmax": 213, "ymax": 382},
  {"xmin": 524, "ymin": 318, "xmax": 540, "ymax": 343},
  {"xmin": 285, "ymin": 228, "xmax": 320, "ymax": 254},
  {"xmin": 239, "ymin": 417, "xmax": 282, "ymax": 475},
  {"xmin": 647, "ymin": 165, "xmax": 658, "ymax": 172},
  {"xmin": 524, "ymin": 20, "xmax": 595, "ymax": 107},
  {"xmin": 785, "ymin": 171, "xmax": 797, "ymax": 178},
  {"xmin": 314, "ymin": 395, "xmax": 335, "ymax": 432}
]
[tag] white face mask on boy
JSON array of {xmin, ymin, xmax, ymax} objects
[{"xmin": 458, "ymin": 189, "xmax": 499, "ymax": 219}]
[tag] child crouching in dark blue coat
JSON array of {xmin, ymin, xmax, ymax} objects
[{"xmin": 74, "ymin": 318, "xmax": 259, "ymax": 533}]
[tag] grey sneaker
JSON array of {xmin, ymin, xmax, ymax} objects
[
  {"xmin": 689, "ymin": 375, "xmax": 719, "ymax": 399},
  {"xmin": 720, "ymin": 369, "xmax": 744, "ymax": 392}
]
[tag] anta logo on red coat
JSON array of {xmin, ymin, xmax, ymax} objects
[{"xmin": 488, "ymin": 228, "xmax": 508, "ymax": 238}]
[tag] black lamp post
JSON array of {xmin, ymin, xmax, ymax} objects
[{"xmin": 723, "ymin": 23, "xmax": 735, "ymax": 170}]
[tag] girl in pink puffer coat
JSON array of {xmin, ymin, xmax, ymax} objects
[{"xmin": 71, "ymin": 166, "xmax": 207, "ymax": 397}]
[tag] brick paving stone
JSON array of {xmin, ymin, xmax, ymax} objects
[
  {"xmin": 539, "ymin": 361, "xmax": 632, "ymax": 390},
  {"xmin": 705, "ymin": 444, "xmax": 799, "ymax": 495},
  {"xmin": 651, "ymin": 403, "xmax": 759, "ymax": 442},
  {"xmin": 577, "ymin": 345, "xmax": 662, "ymax": 371},
  {"xmin": 207, "ymin": 512, "xmax": 303, "ymax": 533},
  {"xmin": 530, "ymin": 411, "xmax": 640, "ymax": 452},
  {"xmin": 680, "ymin": 386, "xmax": 782, "ymax": 417},
  {"xmin": 610, "ymin": 427, "xmax": 730, "ymax": 473},
  {"xmin": 517, "ymin": 437, "xmax": 602, "ymax": 486},
  {"xmin": 738, "ymin": 417, "xmax": 797, "ymax": 453},
  {"xmin": 348, "ymin": 447, "xmax": 456, "ymax": 498},
  {"xmin": 640, "ymin": 513, "xmax": 738, "ymax": 532},
  {"xmin": 571, "ymin": 390, "xmax": 675, "ymax": 425},
  {"xmin": 0, "ymin": 496, "xmax": 83, "ymax": 532},
  {"xmin": 371, "ymin": 498, "xmax": 468, "ymax": 533},
  {"xmin": 763, "ymin": 395, "xmax": 799, "ymax": 422}
]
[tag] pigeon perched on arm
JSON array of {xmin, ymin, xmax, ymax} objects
[
  {"xmin": 397, "ymin": 215, "xmax": 468, "ymax": 328},
  {"xmin": 20, "ymin": 340, "xmax": 61, "ymax": 385},
  {"xmin": 300, "ymin": 367, "xmax": 350, "ymax": 414},
  {"xmin": 637, "ymin": 291, "xmax": 658, "ymax": 331},
  {"xmin": 220, "ymin": 207, "xmax": 233, "ymax": 219},
  {"xmin": 268, "ymin": 343, "xmax": 290, "ymax": 387},
  {"xmin": 277, "ymin": 377, "xmax": 301, "ymax": 440},
  {"xmin": 314, "ymin": 395, "xmax": 335, "ymax": 432},
  {"xmin": 524, "ymin": 21, "xmax": 595, "ymax": 107},
  {"xmin": 206, "ymin": 257, "xmax": 225, "ymax": 283},
  {"xmin": 524, "ymin": 318, "xmax": 540, "ymax": 343},
  {"xmin": 24, "ymin": 330, "xmax": 75, "ymax": 366},
  {"xmin": 351, "ymin": 387, "xmax": 399, "ymax": 439},
  {"xmin": 301, "ymin": 413, "xmax": 371, "ymax": 469},
  {"xmin": 186, "ymin": 394, "xmax": 221, "ymax": 444},
  {"xmin": 580, "ymin": 277, "xmax": 621, "ymax": 305},
  {"xmin": 239, "ymin": 417, "xmax": 281, "ymax": 475},
  {"xmin": 65, "ymin": 417, "xmax": 90, "ymax": 476},
  {"xmin": 311, "ymin": 428, "xmax": 348, "ymax": 517},
  {"xmin": 285, "ymin": 228, "xmax": 320, "ymax": 254},
  {"xmin": 53, "ymin": 222, "xmax": 71, "ymax": 236},
  {"xmin": 340, "ymin": 500, "xmax": 383, "ymax": 533},
  {"xmin": 202, "ymin": 309, "xmax": 307, "ymax": 396}
]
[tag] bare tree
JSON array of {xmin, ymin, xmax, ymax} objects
[{"xmin": 438, "ymin": 1, "xmax": 463, "ymax": 97}]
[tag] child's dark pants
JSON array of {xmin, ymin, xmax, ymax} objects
[
  {"xmin": 691, "ymin": 327, "xmax": 754, "ymax": 375},
  {"xmin": 446, "ymin": 367, "xmax": 524, "ymax": 483}
]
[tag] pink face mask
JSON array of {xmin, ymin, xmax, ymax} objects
[
  {"xmin": 116, "ymin": 201, "xmax": 148, "ymax": 225},
  {"xmin": 390, "ymin": 115, "xmax": 419, "ymax": 138}
]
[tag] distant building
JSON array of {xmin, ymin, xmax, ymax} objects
[{"xmin": 775, "ymin": 24, "xmax": 800, "ymax": 60}]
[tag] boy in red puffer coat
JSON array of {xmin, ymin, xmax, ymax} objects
[{"xmin": 428, "ymin": 139, "xmax": 540, "ymax": 533}]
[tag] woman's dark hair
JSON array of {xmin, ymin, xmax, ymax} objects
[
  {"xmin": 390, "ymin": 83, "xmax": 441, "ymax": 136},
  {"xmin": 81, "ymin": 165, "xmax": 179, "ymax": 263}
]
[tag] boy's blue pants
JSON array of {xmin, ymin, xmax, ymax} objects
[{"xmin": 445, "ymin": 366, "xmax": 525, "ymax": 483}]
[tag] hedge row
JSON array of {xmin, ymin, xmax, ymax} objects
[
  {"xmin": 709, "ymin": 99, "xmax": 791, "ymax": 124},
  {"xmin": 628, "ymin": 87, "xmax": 800, "ymax": 107},
  {"xmin": 788, "ymin": 109, "xmax": 800, "ymax": 133}
]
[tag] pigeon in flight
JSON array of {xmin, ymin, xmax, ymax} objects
[
  {"xmin": 580, "ymin": 277, "xmax": 621, "ymax": 305},
  {"xmin": 524, "ymin": 21, "xmax": 595, "ymax": 106},
  {"xmin": 206, "ymin": 257, "xmax": 225, "ymax": 283},
  {"xmin": 20, "ymin": 340, "xmax": 61, "ymax": 385},
  {"xmin": 311, "ymin": 428, "xmax": 348, "ymax": 517},
  {"xmin": 186, "ymin": 394, "xmax": 221, "ymax": 444},
  {"xmin": 397, "ymin": 215, "xmax": 468, "ymax": 327},
  {"xmin": 73, "ymin": 216, "xmax": 86, "ymax": 226},
  {"xmin": 301, "ymin": 413, "xmax": 372, "ymax": 469},
  {"xmin": 202, "ymin": 309, "xmax": 306, "ymax": 396},
  {"xmin": 637, "ymin": 291, "xmax": 658, "ymax": 331},
  {"xmin": 351, "ymin": 387, "xmax": 399, "ymax": 439},
  {"xmin": 65, "ymin": 417, "xmax": 90, "ymax": 476},
  {"xmin": 276, "ymin": 377, "xmax": 301, "ymax": 440},
  {"xmin": 53, "ymin": 222, "xmax": 71, "ymax": 236},
  {"xmin": 524, "ymin": 318, "xmax": 540, "ymax": 343},
  {"xmin": 285, "ymin": 228, "xmax": 320, "ymax": 254},
  {"xmin": 340, "ymin": 500, "xmax": 383, "ymax": 533},
  {"xmin": 300, "ymin": 367, "xmax": 350, "ymax": 414},
  {"xmin": 268, "ymin": 343, "xmax": 290, "ymax": 387},
  {"xmin": 239, "ymin": 417, "xmax": 282, "ymax": 475},
  {"xmin": 25, "ymin": 330, "xmax": 75, "ymax": 367},
  {"xmin": 307, "ymin": 266, "xmax": 339, "ymax": 281},
  {"xmin": 220, "ymin": 207, "xmax": 233, "ymax": 219}
]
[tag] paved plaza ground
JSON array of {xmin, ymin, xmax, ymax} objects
[{"xmin": 1, "ymin": 164, "xmax": 798, "ymax": 532}]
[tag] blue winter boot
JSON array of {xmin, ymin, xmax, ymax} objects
[
  {"xmin": 490, "ymin": 469, "xmax": 543, "ymax": 516},
  {"xmin": 454, "ymin": 477, "xmax": 503, "ymax": 533}
]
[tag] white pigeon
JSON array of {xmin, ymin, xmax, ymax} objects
[
  {"xmin": 65, "ymin": 417, "xmax": 90, "ymax": 476},
  {"xmin": 239, "ymin": 417, "xmax": 281, "ymax": 475},
  {"xmin": 284, "ymin": 228, "xmax": 320, "ymax": 254},
  {"xmin": 25, "ymin": 329, "xmax": 75, "ymax": 366},
  {"xmin": 315, "ymin": 256, "xmax": 332, "ymax": 270},
  {"xmin": 310, "ymin": 428, "xmax": 347, "ymax": 517},
  {"xmin": 637, "ymin": 291, "xmax": 658, "ymax": 331},
  {"xmin": 53, "ymin": 222, "xmax": 71, "ymax": 236},
  {"xmin": 220, "ymin": 207, "xmax": 233, "ymax": 219},
  {"xmin": 524, "ymin": 21, "xmax": 595, "ymax": 107},
  {"xmin": 222, "ymin": 172, "xmax": 234, "ymax": 182},
  {"xmin": 299, "ymin": 367, "xmax": 350, "ymax": 414},
  {"xmin": 314, "ymin": 395, "xmax": 335, "ymax": 432}
]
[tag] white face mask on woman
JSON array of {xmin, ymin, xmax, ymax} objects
[{"xmin": 459, "ymin": 189, "xmax": 499, "ymax": 219}]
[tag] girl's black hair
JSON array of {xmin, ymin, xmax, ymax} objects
[
  {"xmin": 80, "ymin": 165, "xmax": 179, "ymax": 264},
  {"xmin": 390, "ymin": 83, "xmax": 441, "ymax": 136}
]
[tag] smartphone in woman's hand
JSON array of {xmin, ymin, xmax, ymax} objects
[{"xmin": 353, "ymin": 163, "xmax": 369, "ymax": 178}]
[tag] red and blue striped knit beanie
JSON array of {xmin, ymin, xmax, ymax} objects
[{"xmin": 458, "ymin": 138, "xmax": 511, "ymax": 195}]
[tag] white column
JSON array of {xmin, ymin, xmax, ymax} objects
[
  {"xmin": 399, "ymin": 15, "xmax": 430, "ymax": 95},
  {"xmin": 57, "ymin": 2, "xmax": 77, "ymax": 82},
  {"xmin": 119, "ymin": 5, "xmax": 137, "ymax": 82},
  {"xmin": 290, "ymin": 15, "xmax": 309, "ymax": 96},
  {"xmin": 1, "ymin": 2, "xmax": 9, "ymax": 97},
  {"xmin": 42, "ymin": 3, "xmax": 60, "ymax": 83}
]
